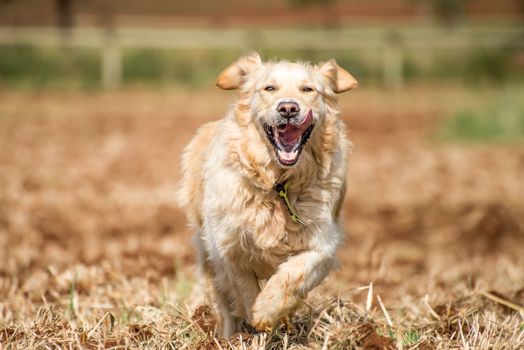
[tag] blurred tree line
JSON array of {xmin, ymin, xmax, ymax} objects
[{"xmin": 2, "ymin": 0, "xmax": 522, "ymax": 30}]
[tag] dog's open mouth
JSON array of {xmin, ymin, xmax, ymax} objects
[{"xmin": 264, "ymin": 110, "xmax": 314, "ymax": 166}]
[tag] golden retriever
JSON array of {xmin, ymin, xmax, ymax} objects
[{"xmin": 177, "ymin": 52, "xmax": 357, "ymax": 336}]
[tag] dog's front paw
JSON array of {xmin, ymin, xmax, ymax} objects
[
  {"xmin": 251, "ymin": 276, "xmax": 300, "ymax": 332},
  {"xmin": 251, "ymin": 316, "xmax": 274, "ymax": 333}
]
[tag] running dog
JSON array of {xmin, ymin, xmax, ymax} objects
[{"xmin": 177, "ymin": 52, "xmax": 357, "ymax": 336}]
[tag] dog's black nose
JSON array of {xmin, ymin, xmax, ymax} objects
[{"xmin": 277, "ymin": 102, "xmax": 300, "ymax": 119}]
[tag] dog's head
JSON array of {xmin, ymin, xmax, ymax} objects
[{"xmin": 216, "ymin": 52, "xmax": 357, "ymax": 167}]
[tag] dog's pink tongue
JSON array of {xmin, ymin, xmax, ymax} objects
[
  {"xmin": 277, "ymin": 110, "xmax": 313, "ymax": 151},
  {"xmin": 279, "ymin": 126, "xmax": 301, "ymax": 145}
]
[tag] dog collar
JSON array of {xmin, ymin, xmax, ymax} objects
[{"xmin": 274, "ymin": 181, "xmax": 302, "ymax": 224}]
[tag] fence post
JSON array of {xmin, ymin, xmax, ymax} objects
[
  {"xmin": 101, "ymin": 31, "xmax": 122, "ymax": 89},
  {"xmin": 383, "ymin": 31, "xmax": 404, "ymax": 89}
]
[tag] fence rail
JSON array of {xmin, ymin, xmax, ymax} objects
[{"xmin": 1, "ymin": 26, "xmax": 523, "ymax": 89}]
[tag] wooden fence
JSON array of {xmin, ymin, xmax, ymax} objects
[{"xmin": 0, "ymin": 26, "xmax": 523, "ymax": 89}]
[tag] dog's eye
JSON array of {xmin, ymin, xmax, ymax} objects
[
  {"xmin": 302, "ymin": 87, "xmax": 314, "ymax": 93},
  {"xmin": 264, "ymin": 85, "xmax": 275, "ymax": 92}
]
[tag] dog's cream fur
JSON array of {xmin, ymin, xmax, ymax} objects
[{"xmin": 177, "ymin": 52, "xmax": 357, "ymax": 336}]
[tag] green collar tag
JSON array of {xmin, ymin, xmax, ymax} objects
[{"xmin": 274, "ymin": 181, "xmax": 301, "ymax": 223}]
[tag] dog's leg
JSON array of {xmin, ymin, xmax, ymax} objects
[
  {"xmin": 190, "ymin": 233, "xmax": 215, "ymax": 311},
  {"xmin": 251, "ymin": 250, "xmax": 335, "ymax": 331},
  {"xmin": 203, "ymin": 254, "xmax": 260, "ymax": 337},
  {"xmin": 232, "ymin": 267, "xmax": 261, "ymax": 322},
  {"xmin": 205, "ymin": 262, "xmax": 239, "ymax": 337},
  {"xmin": 211, "ymin": 263, "xmax": 261, "ymax": 336},
  {"xmin": 193, "ymin": 233, "xmax": 240, "ymax": 336}
]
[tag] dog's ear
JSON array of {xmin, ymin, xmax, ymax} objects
[
  {"xmin": 216, "ymin": 51, "xmax": 262, "ymax": 90},
  {"xmin": 318, "ymin": 59, "xmax": 358, "ymax": 93}
]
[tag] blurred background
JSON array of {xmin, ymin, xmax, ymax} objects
[
  {"xmin": 0, "ymin": 0, "xmax": 523, "ymax": 89},
  {"xmin": 1, "ymin": 1, "xmax": 524, "ymax": 348}
]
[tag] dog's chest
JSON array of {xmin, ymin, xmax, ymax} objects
[
  {"xmin": 229, "ymin": 190, "xmax": 315, "ymax": 260},
  {"xmin": 210, "ymin": 173, "xmax": 325, "ymax": 272}
]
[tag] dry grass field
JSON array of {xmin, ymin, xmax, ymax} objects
[{"xmin": 0, "ymin": 86, "xmax": 523, "ymax": 349}]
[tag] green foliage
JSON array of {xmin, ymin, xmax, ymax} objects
[
  {"xmin": 260, "ymin": 48, "xmax": 375, "ymax": 83},
  {"xmin": 173, "ymin": 257, "xmax": 195, "ymax": 302},
  {"xmin": 425, "ymin": 48, "xmax": 518, "ymax": 85},
  {"xmin": 289, "ymin": 0, "xmax": 334, "ymax": 7},
  {"xmin": 0, "ymin": 45, "xmax": 100, "ymax": 89},
  {"xmin": 402, "ymin": 329, "xmax": 421, "ymax": 346},
  {"xmin": 463, "ymin": 48, "xmax": 512, "ymax": 84},
  {"xmin": 123, "ymin": 49, "xmax": 243, "ymax": 87},
  {"xmin": 0, "ymin": 43, "xmax": 521, "ymax": 89},
  {"xmin": 68, "ymin": 273, "xmax": 77, "ymax": 319},
  {"xmin": 120, "ymin": 306, "xmax": 131, "ymax": 325},
  {"xmin": 437, "ymin": 90, "xmax": 524, "ymax": 143},
  {"xmin": 432, "ymin": 0, "xmax": 464, "ymax": 22}
]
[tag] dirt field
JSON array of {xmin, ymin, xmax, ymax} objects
[{"xmin": 0, "ymin": 86, "xmax": 523, "ymax": 349}]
